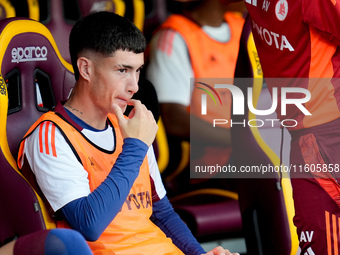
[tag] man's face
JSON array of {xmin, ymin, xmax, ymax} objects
[{"xmin": 89, "ymin": 49, "xmax": 144, "ymax": 114}]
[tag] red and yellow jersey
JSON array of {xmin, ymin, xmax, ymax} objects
[{"xmin": 244, "ymin": 0, "xmax": 340, "ymax": 129}]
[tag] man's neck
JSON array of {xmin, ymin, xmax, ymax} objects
[
  {"xmin": 64, "ymin": 94, "xmax": 108, "ymax": 130},
  {"xmin": 186, "ymin": 1, "xmax": 226, "ymax": 27}
]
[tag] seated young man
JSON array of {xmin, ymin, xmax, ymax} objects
[{"xmin": 17, "ymin": 11, "xmax": 239, "ymax": 255}]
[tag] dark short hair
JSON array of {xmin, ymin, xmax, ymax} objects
[{"xmin": 69, "ymin": 11, "xmax": 146, "ymax": 80}]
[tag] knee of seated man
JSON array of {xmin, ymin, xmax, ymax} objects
[{"xmin": 45, "ymin": 229, "xmax": 92, "ymax": 255}]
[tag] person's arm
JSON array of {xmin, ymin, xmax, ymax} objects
[
  {"xmin": 151, "ymin": 196, "xmax": 240, "ymax": 255},
  {"xmin": 151, "ymin": 196, "xmax": 205, "ymax": 255},
  {"xmin": 147, "ymin": 141, "xmax": 203, "ymax": 255},
  {"xmin": 146, "ymin": 29, "xmax": 194, "ymax": 107}
]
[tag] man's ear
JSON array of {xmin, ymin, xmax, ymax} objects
[{"xmin": 77, "ymin": 57, "xmax": 92, "ymax": 81}]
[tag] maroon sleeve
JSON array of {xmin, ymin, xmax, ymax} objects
[{"xmin": 302, "ymin": 0, "xmax": 340, "ymax": 45}]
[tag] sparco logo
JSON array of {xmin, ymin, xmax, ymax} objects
[
  {"xmin": 11, "ymin": 46, "xmax": 48, "ymax": 63},
  {"xmin": 0, "ymin": 75, "xmax": 6, "ymax": 96}
]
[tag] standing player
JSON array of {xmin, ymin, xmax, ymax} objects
[{"xmin": 244, "ymin": 0, "xmax": 340, "ymax": 253}]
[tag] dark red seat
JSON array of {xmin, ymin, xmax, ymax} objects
[{"xmin": 0, "ymin": 17, "xmax": 74, "ymax": 246}]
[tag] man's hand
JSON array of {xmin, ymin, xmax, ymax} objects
[
  {"xmin": 113, "ymin": 99, "xmax": 158, "ymax": 147},
  {"xmin": 202, "ymin": 246, "xmax": 240, "ymax": 255}
]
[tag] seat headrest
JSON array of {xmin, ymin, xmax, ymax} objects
[
  {"xmin": 0, "ymin": 0, "xmax": 15, "ymax": 19},
  {"xmin": 0, "ymin": 17, "xmax": 74, "ymax": 104},
  {"xmin": 4, "ymin": 0, "xmax": 39, "ymax": 21},
  {"xmin": 77, "ymin": 0, "xmax": 144, "ymax": 31},
  {"xmin": 78, "ymin": 0, "xmax": 117, "ymax": 16},
  {"xmin": 0, "ymin": 17, "xmax": 74, "ymax": 169}
]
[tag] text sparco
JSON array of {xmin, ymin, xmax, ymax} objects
[{"xmin": 11, "ymin": 46, "xmax": 48, "ymax": 63}]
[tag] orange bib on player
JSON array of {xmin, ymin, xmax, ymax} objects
[
  {"xmin": 161, "ymin": 12, "xmax": 244, "ymax": 124},
  {"xmin": 160, "ymin": 13, "xmax": 244, "ymax": 168},
  {"xmin": 18, "ymin": 112, "xmax": 183, "ymax": 255}
]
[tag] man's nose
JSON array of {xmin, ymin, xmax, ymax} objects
[{"xmin": 127, "ymin": 73, "xmax": 139, "ymax": 94}]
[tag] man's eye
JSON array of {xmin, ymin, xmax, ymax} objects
[
  {"xmin": 119, "ymin": 69, "xmax": 127, "ymax": 73},
  {"xmin": 137, "ymin": 66, "xmax": 144, "ymax": 73}
]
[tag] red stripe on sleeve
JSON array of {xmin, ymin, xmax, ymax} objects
[
  {"xmin": 39, "ymin": 123, "xmax": 44, "ymax": 153},
  {"xmin": 51, "ymin": 124, "xmax": 57, "ymax": 157},
  {"xmin": 157, "ymin": 30, "xmax": 176, "ymax": 56},
  {"xmin": 166, "ymin": 30, "xmax": 176, "ymax": 56},
  {"xmin": 44, "ymin": 122, "xmax": 50, "ymax": 155}
]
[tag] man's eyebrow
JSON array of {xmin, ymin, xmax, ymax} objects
[
  {"xmin": 117, "ymin": 64, "xmax": 133, "ymax": 69},
  {"xmin": 117, "ymin": 64, "xmax": 144, "ymax": 70}
]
